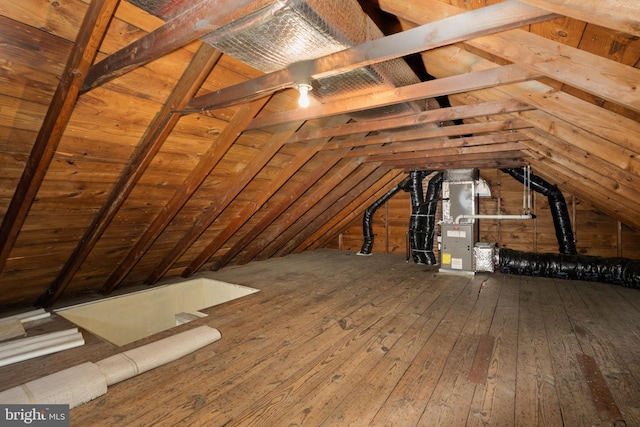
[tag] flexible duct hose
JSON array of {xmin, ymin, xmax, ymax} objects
[
  {"xmin": 421, "ymin": 172, "xmax": 443, "ymax": 265},
  {"xmin": 502, "ymin": 168, "xmax": 577, "ymax": 255},
  {"xmin": 408, "ymin": 171, "xmax": 431, "ymax": 264},
  {"xmin": 499, "ymin": 248, "xmax": 640, "ymax": 289},
  {"xmin": 358, "ymin": 177, "xmax": 411, "ymax": 255}
]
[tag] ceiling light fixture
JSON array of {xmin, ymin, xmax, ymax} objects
[{"xmin": 295, "ymin": 83, "xmax": 312, "ymax": 108}]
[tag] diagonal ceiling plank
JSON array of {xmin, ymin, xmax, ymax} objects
[
  {"xmin": 246, "ymin": 65, "xmax": 542, "ymax": 130},
  {"xmin": 36, "ymin": 43, "xmax": 221, "ymax": 307},
  {"xmin": 529, "ymin": 158, "xmax": 640, "ymax": 226},
  {"xmin": 227, "ymin": 156, "xmax": 370, "ymax": 268},
  {"xmin": 428, "ymin": 72, "xmax": 640, "ymax": 197},
  {"xmin": 257, "ymin": 162, "xmax": 389, "ymax": 261},
  {"xmin": 144, "ymin": 121, "xmax": 302, "ymax": 285},
  {"xmin": 99, "ymin": 96, "xmax": 270, "ymax": 294},
  {"xmin": 185, "ymin": 1, "xmax": 557, "ymax": 112},
  {"xmin": 305, "ymin": 174, "xmax": 410, "ymax": 253},
  {"xmin": 179, "ymin": 116, "xmax": 353, "ymax": 278},
  {"xmin": 288, "ymin": 99, "xmax": 535, "ymax": 144},
  {"xmin": 178, "ymin": 140, "xmax": 322, "ymax": 278},
  {"xmin": 291, "ymin": 170, "xmax": 405, "ymax": 255},
  {"xmin": 523, "ymin": 138, "xmax": 640, "ymax": 213},
  {"xmin": 518, "ymin": 0, "xmax": 640, "ymax": 37},
  {"xmin": 384, "ymin": 3, "xmax": 640, "ymax": 227},
  {"xmin": 271, "ymin": 165, "xmax": 395, "ymax": 258},
  {"xmin": 518, "ymin": 128, "xmax": 640, "ymax": 195},
  {"xmin": 208, "ymin": 148, "xmax": 354, "ymax": 272},
  {"xmin": 81, "ymin": 0, "xmax": 274, "ymax": 93},
  {"xmin": 449, "ymin": 82, "xmax": 640, "ymax": 193},
  {"xmin": 0, "ymin": 0, "xmax": 120, "ymax": 275}
]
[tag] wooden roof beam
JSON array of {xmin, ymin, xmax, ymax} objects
[
  {"xmin": 332, "ymin": 120, "xmax": 532, "ymax": 153},
  {"xmin": 80, "ymin": 0, "xmax": 273, "ymax": 93},
  {"xmin": 345, "ymin": 133, "xmax": 528, "ymax": 159},
  {"xmin": 396, "ymin": 159, "xmax": 527, "ymax": 171},
  {"xmin": 518, "ymin": 0, "xmax": 640, "ymax": 37},
  {"xmin": 246, "ymin": 65, "xmax": 542, "ymax": 131},
  {"xmin": 185, "ymin": 1, "xmax": 557, "ymax": 113},
  {"xmin": 37, "ymin": 43, "xmax": 221, "ymax": 307},
  {"xmin": 386, "ymin": 1, "xmax": 640, "ymax": 148},
  {"xmin": 99, "ymin": 97, "xmax": 269, "ymax": 294},
  {"xmin": 0, "ymin": 0, "xmax": 120, "ymax": 275},
  {"xmin": 288, "ymin": 99, "xmax": 535, "ymax": 145},
  {"xmin": 382, "ymin": 151, "xmax": 528, "ymax": 169},
  {"xmin": 367, "ymin": 145, "xmax": 526, "ymax": 164}
]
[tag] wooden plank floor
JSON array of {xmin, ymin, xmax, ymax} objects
[{"xmin": 2, "ymin": 249, "xmax": 640, "ymax": 426}]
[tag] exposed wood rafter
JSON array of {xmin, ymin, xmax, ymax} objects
[
  {"xmin": 185, "ymin": 1, "xmax": 557, "ymax": 113},
  {"xmin": 0, "ymin": 0, "xmax": 120, "ymax": 274},
  {"xmin": 36, "ymin": 43, "xmax": 221, "ymax": 307}
]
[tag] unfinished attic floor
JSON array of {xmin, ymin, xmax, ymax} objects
[{"xmin": 2, "ymin": 249, "xmax": 640, "ymax": 426}]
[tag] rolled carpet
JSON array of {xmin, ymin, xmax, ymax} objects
[
  {"xmin": 0, "ymin": 325, "xmax": 221, "ymax": 407},
  {"xmin": 95, "ymin": 325, "xmax": 221, "ymax": 385}
]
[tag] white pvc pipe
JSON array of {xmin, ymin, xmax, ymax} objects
[
  {"xmin": 0, "ymin": 328, "xmax": 79, "ymax": 353},
  {"xmin": 0, "ymin": 333, "xmax": 84, "ymax": 367},
  {"xmin": 1, "ymin": 308, "xmax": 51, "ymax": 323},
  {"xmin": 455, "ymin": 214, "xmax": 534, "ymax": 224}
]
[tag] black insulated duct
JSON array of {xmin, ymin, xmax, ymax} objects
[
  {"xmin": 499, "ymin": 248, "xmax": 640, "ymax": 289},
  {"xmin": 421, "ymin": 172, "xmax": 443, "ymax": 265},
  {"xmin": 358, "ymin": 176, "xmax": 411, "ymax": 255},
  {"xmin": 502, "ymin": 168, "xmax": 577, "ymax": 255},
  {"xmin": 408, "ymin": 170, "xmax": 431, "ymax": 264}
]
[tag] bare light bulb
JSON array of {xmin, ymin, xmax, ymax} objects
[{"xmin": 297, "ymin": 84, "xmax": 311, "ymax": 108}]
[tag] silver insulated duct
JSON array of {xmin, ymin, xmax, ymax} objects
[{"xmin": 127, "ymin": 0, "xmax": 426, "ymax": 120}]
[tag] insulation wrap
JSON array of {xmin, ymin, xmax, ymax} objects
[
  {"xmin": 499, "ymin": 248, "xmax": 640, "ymax": 289},
  {"xmin": 502, "ymin": 168, "xmax": 576, "ymax": 255}
]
